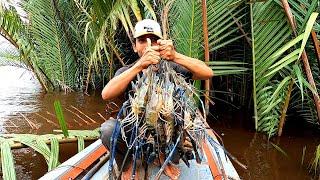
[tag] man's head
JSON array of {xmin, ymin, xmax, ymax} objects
[
  {"xmin": 134, "ymin": 19, "xmax": 163, "ymax": 39},
  {"xmin": 133, "ymin": 19, "xmax": 163, "ymax": 57}
]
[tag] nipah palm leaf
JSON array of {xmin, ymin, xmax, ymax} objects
[
  {"xmin": 25, "ymin": 0, "xmax": 77, "ymax": 91},
  {"xmin": 48, "ymin": 137, "xmax": 59, "ymax": 171},
  {"xmin": 207, "ymin": 0, "xmax": 248, "ymax": 52},
  {"xmin": 208, "ymin": 61, "xmax": 248, "ymax": 76},
  {"xmin": 170, "ymin": 0, "xmax": 250, "ymax": 73},
  {"xmin": 0, "ymin": 2, "xmax": 50, "ymax": 91},
  {"xmin": 0, "ymin": 131, "xmax": 99, "ymax": 176},
  {"xmin": 275, "ymin": 0, "xmax": 320, "ymax": 126},
  {"xmin": 169, "ymin": 0, "xmax": 248, "ymax": 63},
  {"xmin": 77, "ymin": 136, "xmax": 85, "ymax": 152},
  {"xmin": 252, "ymin": 0, "xmax": 318, "ymax": 136},
  {"xmin": 274, "ymin": 0, "xmax": 320, "ymax": 34},
  {"xmin": 1, "ymin": 140, "xmax": 16, "ymax": 180},
  {"xmin": 54, "ymin": 100, "xmax": 69, "ymax": 138},
  {"xmin": 78, "ymin": 0, "xmax": 156, "ymax": 91},
  {"xmin": 169, "ymin": 0, "xmax": 203, "ymax": 59},
  {"xmin": 0, "ymin": 4, "xmax": 21, "ymax": 48}
]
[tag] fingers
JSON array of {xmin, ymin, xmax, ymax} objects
[
  {"xmin": 158, "ymin": 40, "xmax": 175, "ymax": 60},
  {"xmin": 158, "ymin": 39, "xmax": 173, "ymax": 46},
  {"xmin": 159, "ymin": 45, "xmax": 173, "ymax": 54},
  {"xmin": 150, "ymin": 54, "xmax": 161, "ymax": 63},
  {"xmin": 159, "ymin": 40, "xmax": 174, "ymax": 53},
  {"xmin": 145, "ymin": 38, "xmax": 160, "ymax": 53},
  {"xmin": 140, "ymin": 38, "xmax": 174, "ymax": 69},
  {"xmin": 150, "ymin": 45, "xmax": 160, "ymax": 51},
  {"xmin": 147, "ymin": 38, "xmax": 151, "ymax": 47},
  {"xmin": 143, "ymin": 48, "xmax": 160, "ymax": 56},
  {"xmin": 140, "ymin": 47, "xmax": 160, "ymax": 68}
]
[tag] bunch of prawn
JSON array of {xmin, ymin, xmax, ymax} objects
[{"xmin": 110, "ymin": 60, "xmax": 208, "ymax": 179}]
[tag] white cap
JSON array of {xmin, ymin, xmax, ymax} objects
[{"xmin": 133, "ymin": 19, "xmax": 163, "ymax": 39}]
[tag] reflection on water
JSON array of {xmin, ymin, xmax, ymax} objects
[
  {"xmin": 0, "ymin": 66, "xmax": 42, "ymax": 133},
  {"xmin": 0, "ymin": 66, "xmax": 107, "ymax": 134},
  {"xmin": 0, "ymin": 65, "xmax": 108, "ymax": 179},
  {"xmin": 214, "ymin": 120, "xmax": 320, "ymax": 180}
]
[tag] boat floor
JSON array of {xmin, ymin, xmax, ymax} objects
[
  {"xmin": 92, "ymin": 158, "xmax": 214, "ymax": 180},
  {"xmin": 40, "ymin": 130, "xmax": 240, "ymax": 180}
]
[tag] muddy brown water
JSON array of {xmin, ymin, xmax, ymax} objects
[{"xmin": 0, "ymin": 66, "xmax": 319, "ymax": 179}]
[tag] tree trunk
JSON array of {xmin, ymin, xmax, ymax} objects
[
  {"xmin": 311, "ymin": 30, "xmax": 320, "ymax": 69},
  {"xmin": 201, "ymin": 0, "xmax": 210, "ymax": 116}
]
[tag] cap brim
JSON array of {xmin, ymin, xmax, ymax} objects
[{"xmin": 134, "ymin": 32, "xmax": 163, "ymax": 39}]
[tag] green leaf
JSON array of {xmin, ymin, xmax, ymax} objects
[
  {"xmin": 293, "ymin": 64, "xmax": 304, "ymax": 102},
  {"xmin": 264, "ymin": 55, "xmax": 297, "ymax": 77},
  {"xmin": 54, "ymin": 100, "xmax": 69, "ymax": 138},
  {"xmin": 268, "ymin": 49, "xmax": 300, "ymax": 70},
  {"xmin": 269, "ymin": 76, "xmax": 291, "ymax": 104},
  {"xmin": 78, "ymin": 136, "xmax": 85, "ymax": 152},
  {"xmin": 207, "ymin": 61, "xmax": 247, "ymax": 65},
  {"xmin": 268, "ymin": 34, "xmax": 303, "ymax": 61},
  {"xmin": 212, "ymin": 69, "xmax": 247, "ymax": 76},
  {"xmin": 298, "ymin": 0, "xmax": 318, "ymax": 34},
  {"xmin": 130, "ymin": 0, "xmax": 142, "ymax": 21},
  {"xmin": 140, "ymin": 0, "xmax": 157, "ymax": 20},
  {"xmin": 48, "ymin": 137, "xmax": 59, "ymax": 171},
  {"xmin": 1, "ymin": 140, "xmax": 16, "ymax": 180},
  {"xmin": 301, "ymin": 77, "xmax": 318, "ymax": 95},
  {"xmin": 298, "ymin": 12, "xmax": 318, "ymax": 58}
]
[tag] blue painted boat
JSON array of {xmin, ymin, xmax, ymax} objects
[{"xmin": 40, "ymin": 129, "xmax": 240, "ymax": 180}]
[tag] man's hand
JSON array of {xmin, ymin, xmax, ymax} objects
[
  {"xmin": 136, "ymin": 38, "xmax": 160, "ymax": 70},
  {"xmin": 158, "ymin": 39, "xmax": 176, "ymax": 61}
]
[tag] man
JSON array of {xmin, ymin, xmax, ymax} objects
[{"xmin": 101, "ymin": 19, "xmax": 213, "ymax": 179}]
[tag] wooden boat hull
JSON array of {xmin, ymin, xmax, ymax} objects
[{"xmin": 40, "ymin": 129, "xmax": 240, "ymax": 179}]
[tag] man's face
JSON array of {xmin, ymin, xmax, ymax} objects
[{"xmin": 134, "ymin": 34, "xmax": 160, "ymax": 57}]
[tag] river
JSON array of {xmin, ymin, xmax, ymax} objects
[{"xmin": 0, "ymin": 66, "xmax": 319, "ymax": 179}]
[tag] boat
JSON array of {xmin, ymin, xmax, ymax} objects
[{"xmin": 40, "ymin": 129, "xmax": 240, "ymax": 180}]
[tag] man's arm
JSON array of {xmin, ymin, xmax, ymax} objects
[
  {"xmin": 102, "ymin": 40, "xmax": 160, "ymax": 100},
  {"xmin": 158, "ymin": 40, "xmax": 213, "ymax": 80},
  {"xmin": 173, "ymin": 52, "xmax": 213, "ymax": 80},
  {"xmin": 101, "ymin": 63, "xmax": 142, "ymax": 100}
]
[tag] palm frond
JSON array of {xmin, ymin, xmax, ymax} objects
[
  {"xmin": 0, "ymin": 3, "xmax": 21, "ymax": 48},
  {"xmin": 274, "ymin": 0, "xmax": 320, "ymax": 34},
  {"xmin": 0, "ymin": 2, "xmax": 50, "ymax": 91},
  {"xmin": 252, "ymin": 0, "xmax": 318, "ymax": 136},
  {"xmin": 1, "ymin": 131, "xmax": 99, "ymax": 173},
  {"xmin": 25, "ymin": 0, "xmax": 77, "ymax": 91},
  {"xmin": 77, "ymin": 0, "xmax": 157, "ymax": 92},
  {"xmin": 0, "ymin": 45, "xmax": 23, "ymax": 67},
  {"xmin": 54, "ymin": 100, "xmax": 69, "ymax": 138},
  {"xmin": 77, "ymin": 136, "xmax": 85, "ymax": 152},
  {"xmin": 207, "ymin": 0, "xmax": 248, "ymax": 51},
  {"xmin": 169, "ymin": 0, "xmax": 203, "ymax": 59},
  {"xmin": 1, "ymin": 139, "xmax": 16, "ymax": 180},
  {"xmin": 208, "ymin": 61, "xmax": 248, "ymax": 76},
  {"xmin": 48, "ymin": 137, "xmax": 59, "ymax": 171}
]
